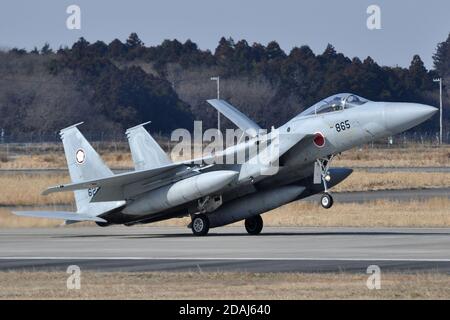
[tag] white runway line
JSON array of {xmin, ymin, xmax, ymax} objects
[{"xmin": 1, "ymin": 257, "xmax": 450, "ymax": 262}]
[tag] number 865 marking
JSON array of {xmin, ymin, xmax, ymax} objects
[{"xmin": 335, "ymin": 120, "xmax": 350, "ymax": 132}]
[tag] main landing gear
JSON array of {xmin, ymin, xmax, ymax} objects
[
  {"xmin": 190, "ymin": 214, "xmax": 264, "ymax": 236},
  {"xmin": 191, "ymin": 213, "xmax": 210, "ymax": 236},
  {"xmin": 316, "ymin": 155, "xmax": 335, "ymax": 209},
  {"xmin": 244, "ymin": 215, "xmax": 263, "ymax": 235}
]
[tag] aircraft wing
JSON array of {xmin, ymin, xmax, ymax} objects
[
  {"xmin": 277, "ymin": 133, "xmax": 315, "ymax": 157},
  {"xmin": 206, "ymin": 99, "xmax": 262, "ymax": 137},
  {"xmin": 252, "ymin": 132, "xmax": 315, "ymax": 171},
  {"xmin": 12, "ymin": 211, "xmax": 107, "ymax": 222}
]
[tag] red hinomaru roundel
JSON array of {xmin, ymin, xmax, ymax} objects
[{"xmin": 313, "ymin": 132, "xmax": 325, "ymax": 148}]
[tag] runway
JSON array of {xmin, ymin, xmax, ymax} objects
[{"xmin": 0, "ymin": 227, "xmax": 449, "ymax": 273}]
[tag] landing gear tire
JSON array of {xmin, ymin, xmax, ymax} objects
[
  {"xmin": 95, "ymin": 221, "xmax": 109, "ymax": 227},
  {"xmin": 320, "ymin": 193, "xmax": 333, "ymax": 209},
  {"xmin": 191, "ymin": 214, "xmax": 210, "ymax": 236},
  {"xmin": 245, "ymin": 215, "xmax": 263, "ymax": 235}
]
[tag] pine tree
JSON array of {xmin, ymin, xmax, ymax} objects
[
  {"xmin": 40, "ymin": 43, "xmax": 53, "ymax": 55},
  {"xmin": 126, "ymin": 33, "xmax": 144, "ymax": 48},
  {"xmin": 408, "ymin": 54, "xmax": 429, "ymax": 90},
  {"xmin": 433, "ymin": 32, "xmax": 450, "ymax": 78},
  {"xmin": 266, "ymin": 41, "xmax": 285, "ymax": 60}
]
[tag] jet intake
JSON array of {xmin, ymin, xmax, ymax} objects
[
  {"xmin": 208, "ymin": 185, "xmax": 305, "ymax": 228},
  {"xmin": 123, "ymin": 170, "xmax": 238, "ymax": 216}
]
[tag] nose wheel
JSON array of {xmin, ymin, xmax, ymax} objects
[
  {"xmin": 320, "ymin": 193, "xmax": 333, "ymax": 209},
  {"xmin": 316, "ymin": 155, "xmax": 336, "ymax": 209}
]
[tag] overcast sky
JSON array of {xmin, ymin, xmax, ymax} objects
[{"xmin": 0, "ymin": 0, "xmax": 448, "ymax": 69}]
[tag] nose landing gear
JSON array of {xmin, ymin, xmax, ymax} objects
[
  {"xmin": 320, "ymin": 192, "xmax": 333, "ymax": 209},
  {"xmin": 316, "ymin": 155, "xmax": 335, "ymax": 209}
]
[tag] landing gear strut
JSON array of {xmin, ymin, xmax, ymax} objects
[
  {"xmin": 316, "ymin": 155, "xmax": 335, "ymax": 209},
  {"xmin": 191, "ymin": 213, "xmax": 210, "ymax": 236},
  {"xmin": 245, "ymin": 215, "xmax": 263, "ymax": 235}
]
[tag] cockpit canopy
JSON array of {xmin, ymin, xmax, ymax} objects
[{"xmin": 299, "ymin": 93, "xmax": 369, "ymax": 117}]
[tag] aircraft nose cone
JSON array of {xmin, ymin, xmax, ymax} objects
[{"xmin": 384, "ymin": 103, "xmax": 438, "ymax": 133}]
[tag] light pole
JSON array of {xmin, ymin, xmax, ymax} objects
[
  {"xmin": 433, "ymin": 78, "xmax": 443, "ymax": 145},
  {"xmin": 211, "ymin": 76, "xmax": 220, "ymax": 132}
]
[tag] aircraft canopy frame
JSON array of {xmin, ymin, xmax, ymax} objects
[{"xmin": 299, "ymin": 93, "xmax": 369, "ymax": 117}]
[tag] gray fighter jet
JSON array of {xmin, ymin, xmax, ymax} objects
[{"xmin": 14, "ymin": 93, "xmax": 437, "ymax": 236}]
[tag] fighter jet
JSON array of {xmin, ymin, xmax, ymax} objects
[{"xmin": 14, "ymin": 93, "xmax": 437, "ymax": 236}]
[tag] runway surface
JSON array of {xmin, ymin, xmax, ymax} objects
[{"xmin": 0, "ymin": 227, "xmax": 449, "ymax": 273}]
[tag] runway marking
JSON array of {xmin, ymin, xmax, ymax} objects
[{"xmin": 1, "ymin": 257, "xmax": 449, "ymax": 262}]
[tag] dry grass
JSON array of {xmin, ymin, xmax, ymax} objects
[
  {"xmin": 335, "ymin": 145, "xmax": 450, "ymax": 167},
  {"xmin": 262, "ymin": 197, "xmax": 450, "ymax": 228},
  {"xmin": 149, "ymin": 197, "xmax": 450, "ymax": 228},
  {"xmin": 0, "ymin": 154, "xmax": 67, "ymax": 169},
  {"xmin": 0, "ymin": 169, "xmax": 449, "ymax": 229},
  {"xmin": 1, "ymin": 171, "xmax": 449, "ymax": 207},
  {"xmin": 0, "ymin": 271, "xmax": 448, "ymax": 299},
  {"xmin": 2, "ymin": 198, "xmax": 449, "ymax": 229},
  {"xmin": 1, "ymin": 145, "xmax": 449, "ymax": 169},
  {"xmin": 0, "ymin": 174, "xmax": 73, "ymax": 206},
  {"xmin": 0, "ymin": 153, "xmax": 133, "ymax": 169},
  {"xmin": 334, "ymin": 171, "xmax": 450, "ymax": 192},
  {"xmin": 0, "ymin": 208, "xmax": 77, "ymax": 228}
]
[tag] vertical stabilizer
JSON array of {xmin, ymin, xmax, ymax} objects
[
  {"xmin": 60, "ymin": 123, "xmax": 114, "ymax": 212},
  {"xmin": 126, "ymin": 122, "xmax": 171, "ymax": 171}
]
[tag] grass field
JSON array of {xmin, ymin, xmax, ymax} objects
[
  {"xmin": 0, "ymin": 153, "xmax": 133, "ymax": 169},
  {"xmin": 0, "ymin": 271, "xmax": 448, "ymax": 299},
  {"xmin": 2, "ymin": 197, "xmax": 449, "ymax": 228},
  {"xmin": 334, "ymin": 145, "xmax": 450, "ymax": 167},
  {"xmin": 263, "ymin": 197, "xmax": 450, "ymax": 228},
  {"xmin": 333, "ymin": 171, "xmax": 450, "ymax": 192},
  {"xmin": 0, "ymin": 174, "xmax": 73, "ymax": 206},
  {"xmin": 1, "ymin": 145, "xmax": 449, "ymax": 169},
  {"xmin": 0, "ymin": 171, "xmax": 449, "ymax": 206},
  {"xmin": 146, "ymin": 197, "xmax": 450, "ymax": 228}
]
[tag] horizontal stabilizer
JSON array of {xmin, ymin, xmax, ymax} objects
[
  {"xmin": 12, "ymin": 211, "xmax": 107, "ymax": 222},
  {"xmin": 42, "ymin": 162, "xmax": 185, "ymax": 196},
  {"xmin": 206, "ymin": 99, "xmax": 262, "ymax": 136}
]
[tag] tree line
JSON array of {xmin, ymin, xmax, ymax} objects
[{"xmin": 0, "ymin": 32, "xmax": 448, "ymax": 139}]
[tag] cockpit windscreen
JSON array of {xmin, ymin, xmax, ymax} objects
[{"xmin": 299, "ymin": 93, "xmax": 369, "ymax": 117}]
